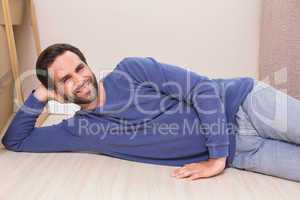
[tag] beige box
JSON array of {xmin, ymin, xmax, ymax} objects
[{"xmin": 0, "ymin": 0, "xmax": 25, "ymax": 25}]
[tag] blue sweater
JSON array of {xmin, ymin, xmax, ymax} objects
[{"xmin": 2, "ymin": 57, "xmax": 254, "ymax": 167}]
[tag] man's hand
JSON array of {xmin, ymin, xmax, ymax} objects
[
  {"xmin": 33, "ymin": 84, "xmax": 65, "ymax": 103},
  {"xmin": 171, "ymin": 157, "xmax": 227, "ymax": 181}
]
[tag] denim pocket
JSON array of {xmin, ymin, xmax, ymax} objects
[
  {"xmin": 231, "ymin": 134, "xmax": 264, "ymax": 170},
  {"xmin": 235, "ymin": 105, "xmax": 259, "ymax": 137}
]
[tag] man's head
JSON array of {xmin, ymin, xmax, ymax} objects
[{"xmin": 36, "ymin": 43, "xmax": 98, "ymax": 104}]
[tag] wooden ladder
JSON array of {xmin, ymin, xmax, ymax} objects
[{"xmin": 1, "ymin": 0, "xmax": 49, "ymax": 136}]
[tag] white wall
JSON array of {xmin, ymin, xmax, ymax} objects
[{"xmin": 31, "ymin": 0, "xmax": 261, "ymax": 114}]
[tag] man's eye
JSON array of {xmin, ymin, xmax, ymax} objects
[
  {"xmin": 78, "ymin": 65, "xmax": 85, "ymax": 71},
  {"xmin": 63, "ymin": 77, "xmax": 70, "ymax": 83}
]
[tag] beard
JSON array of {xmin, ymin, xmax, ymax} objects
[{"xmin": 64, "ymin": 73, "xmax": 99, "ymax": 104}]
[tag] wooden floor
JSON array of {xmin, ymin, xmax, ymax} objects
[{"xmin": 0, "ymin": 115, "xmax": 299, "ymax": 200}]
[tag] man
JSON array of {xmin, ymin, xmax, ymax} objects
[{"xmin": 2, "ymin": 44, "xmax": 300, "ymax": 182}]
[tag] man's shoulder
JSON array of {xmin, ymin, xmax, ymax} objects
[{"xmin": 117, "ymin": 56, "xmax": 157, "ymax": 67}]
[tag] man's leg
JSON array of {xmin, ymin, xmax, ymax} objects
[
  {"xmin": 230, "ymin": 105, "xmax": 300, "ymax": 182},
  {"xmin": 232, "ymin": 80, "xmax": 300, "ymax": 181},
  {"xmin": 241, "ymin": 79, "xmax": 300, "ymax": 144}
]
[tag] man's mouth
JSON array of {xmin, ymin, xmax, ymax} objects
[{"xmin": 75, "ymin": 79, "xmax": 91, "ymax": 95}]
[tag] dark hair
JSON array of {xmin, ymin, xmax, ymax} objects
[{"xmin": 36, "ymin": 43, "xmax": 87, "ymax": 89}]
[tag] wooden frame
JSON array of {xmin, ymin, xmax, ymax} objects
[
  {"xmin": 1, "ymin": 0, "xmax": 49, "ymax": 138},
  {"xmin": 1, "ymin": 0, "xmax": 24, "ymax": 104}
]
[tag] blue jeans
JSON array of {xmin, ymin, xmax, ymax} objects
[{"xmin": 229, "ymin": 79, "xmax": 300, "ymax": 182}]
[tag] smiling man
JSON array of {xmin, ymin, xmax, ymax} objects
[{"xmin": 2, "ymin": 43, "xmax": 300, "ymax": 182}]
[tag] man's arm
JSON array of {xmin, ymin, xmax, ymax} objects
[{"xmin": 1, "ymin": 86, "xmax": 85, "ymax": 152}]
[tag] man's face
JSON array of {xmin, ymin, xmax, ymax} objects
[{"xmin": 48, "ymin": 51, "xmax": 98, "ymax": 104}]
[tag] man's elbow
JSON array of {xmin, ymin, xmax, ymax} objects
[{"xmin": 1, "ymin": 136, "xmax": 22, "ymax": 152}]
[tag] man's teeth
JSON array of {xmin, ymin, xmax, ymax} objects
[{"xmin": 77, "ymin": 81, "xmax": 89, "ymax": 93}]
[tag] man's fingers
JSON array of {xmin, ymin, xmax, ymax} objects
[
  {"xmin": 185, "ymin": 173, "xmax": 202, "ymax": 181},
  {"xmin": 172, "ymin": 166, "xmax": 201, "ymax": 179},
  {"xmin": 175, "ymin": 170, "xmax": 193, "ymax": 179},
  {"xmin": 171, "ymin": 166, "xmax": 186, "ymax": 176}
]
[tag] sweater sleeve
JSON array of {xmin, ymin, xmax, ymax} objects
[
  {"xmin": 1, "ymin": 91, "xmax": 87, "ymax": 153},
  {"xmin": 116, "ymin": 57, "xmax": 229, "ymax": 158}
]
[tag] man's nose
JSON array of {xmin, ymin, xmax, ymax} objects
[{"xmin": 73, "ymin": 73, "xmax": 84, "ymax": 86}]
